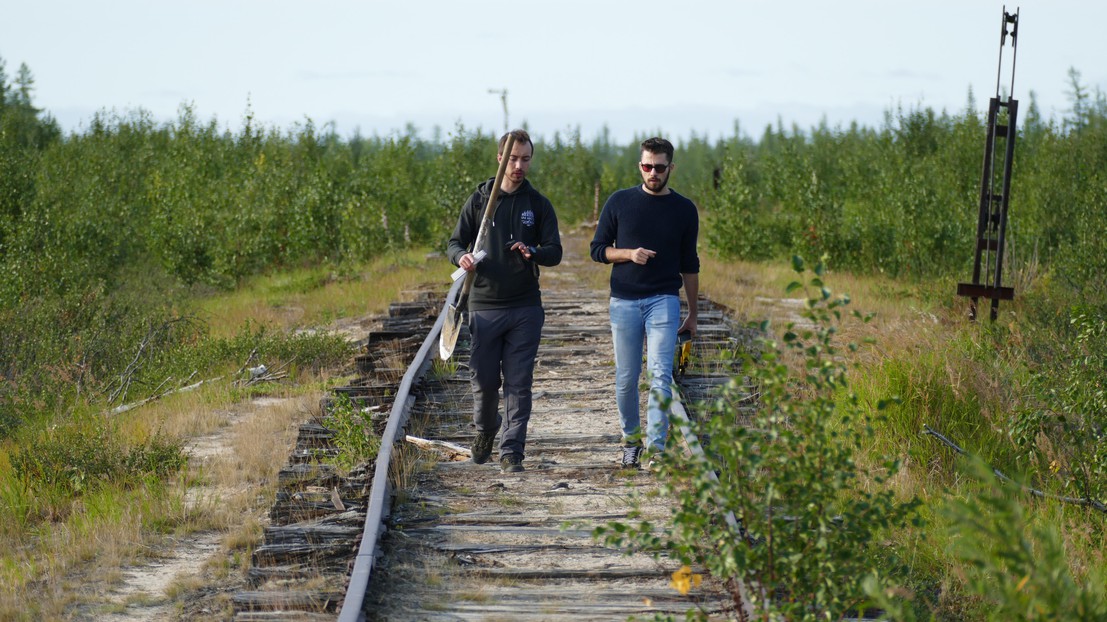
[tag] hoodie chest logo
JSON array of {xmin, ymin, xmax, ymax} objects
[{"xmin": 520, "ymin": 209, "xmax": 536, "ymax": 228}]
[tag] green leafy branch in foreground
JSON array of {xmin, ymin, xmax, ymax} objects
[
  {"xmin": 941, "ymin": 457, "xmax": 1107, "ymax": 621},
  {"xmin": 596, "ymin": 256, "xmax": 921, "ymax": 621}
]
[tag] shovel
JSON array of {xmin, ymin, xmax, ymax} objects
[{"xmin": 439, "ymin": 134, "xmax": 516, "ymax": 359}]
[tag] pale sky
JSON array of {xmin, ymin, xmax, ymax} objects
[{"xmin": 1, "ymin": 1, "xmax": 1104, "ymax": 143}]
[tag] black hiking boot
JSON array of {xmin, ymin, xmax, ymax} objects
[
  {"xmin": 471, "ymin": 432, "xmax": 495, "ymax": 464},
  {"xmin": 500, "ymin": 454, "xmax": 524, "ymax": 473}
]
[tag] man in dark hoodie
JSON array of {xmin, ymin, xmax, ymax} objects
[{"xmin": 447, "ymin": 129, "xmax": 562, "ymax": 474}]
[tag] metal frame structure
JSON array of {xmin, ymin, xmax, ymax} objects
[{"xmin": 957, "ymin": 7, "xmax": 1020, "ymax": 321}]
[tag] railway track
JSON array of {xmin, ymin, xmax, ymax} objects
[{"xmin": 230, "ymin": 235, "xmax": 756, "ymax": 621}]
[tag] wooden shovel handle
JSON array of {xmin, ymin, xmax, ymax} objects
[
  {"xmin": 461, "ymin": 133, "xmax": 515, "ymax": 296},
  {"xmin": 440, "ymin": 134, "xmax": 517, "ymax": 360},
  {"xmin": 471, "ymin": 134, "xmax": 515, "ymax": 263}
]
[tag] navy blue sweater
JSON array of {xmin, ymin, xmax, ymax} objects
[{"xmin": 589, "ymin": 186, "xmax": 699, "ymax": 299}]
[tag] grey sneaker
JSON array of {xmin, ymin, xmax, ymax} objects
[
  {"xmin": 500, "ymin": 454, "xmax": 524, "ymax": 473},
  {"xmin": 471, "ymin": 432, "xmax": 495, "ymax": 464},
  {"xmin": 621, "ymin": 444, "xmax": 642, "ymax": 469}
]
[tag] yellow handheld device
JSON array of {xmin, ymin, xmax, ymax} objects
[{"xmin": 677, "ymin": 330, "xmax": 692, "ymax": 376}]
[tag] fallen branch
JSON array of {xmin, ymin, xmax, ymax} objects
[
  {"xmin": 110, "ymin": 371, "xmax": 220, "ymax": 415},
  {"xmin": 108, "ymin": 330, "xmax": 152, "ymax": 404},
  {"xmin": 106, "ymin": 317, "xmax": 193, "ymax": 405},
  {"xmin": 232, "ymin": 348, "xmax": 260, "ymax": 378},
  {"xmin": 405, "ymin": 435, "xmax": 471, "ymax": 461},
  {"xmin": 922, "ymin": 424, "xmax": 1107, "ymax": 514}
]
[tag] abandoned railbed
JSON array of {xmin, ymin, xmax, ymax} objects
[{"xmin": 230, "ymin": 248, "xmax": 754, "ymax": 621}]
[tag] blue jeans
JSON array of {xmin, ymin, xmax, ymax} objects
[{"xmin": 609, "ymin": 295, "xmax": 680, "ymax": 452}]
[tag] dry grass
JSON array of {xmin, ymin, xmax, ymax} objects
[
  {"xmin": 0, "ymin": 478, "xmax": 183, "ymax": 619},
  {"xmin": 699, "ymin": 250, "xmax": 955, "ymax": 377},
  {"xmin": 704, "ymin": 251, "xmax": 946, "ymax": 318},
  {"xmin": 558, "ymin": 223, "xmax": 610, "ymax": 292},
  {"xmin": 0, "ymin": 248, "xmax": 443, "ymax": 619},
  {"xmin": 178, "ymin": 392, "xmax": 316, "ymax": 530},
  {"xmin": 698, "ymin": 252, "xmax": 795, "ymax": 319},
  {"xmin": 196, "ymin": 248, "xmax": 440, "ymax": 337},
  {"xmin": 0, "ymin": 386, "xmax": 321, "ymax": 619}
]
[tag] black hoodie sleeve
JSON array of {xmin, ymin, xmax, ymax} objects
[
  {"xmin": 446, "ymin": 189, "xmax": 484, "ymax": 266},
  {"xmin": 531, "ymin": 194, "xmax": 562, "ymax": 267}
]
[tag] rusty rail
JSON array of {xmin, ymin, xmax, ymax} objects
[
  {"xmin": 234, "ymin": 251, "xmax": 756, "ymax": 620},
  {"xmin": 337, "ymin": 287, "xmax": 451, "ymax": 622}
]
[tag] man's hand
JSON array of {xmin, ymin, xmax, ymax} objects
[
  {"xmin": 628, "ymin": 247, "xmax": 656, "ymax": 265},
  {"xmin": 605, "ymin": 247, "xmax": 656, "ymax": 265},
  {"xmin": 677, "ymin": 316, "xmax": 698, "ymax": 338},
  {"xmin": 506, "ymin": 241, "xmax": 536, "ymax": 260},
  {"xmin": 460, "ymin": 250, "xmax": 488, "ymax": 271}
]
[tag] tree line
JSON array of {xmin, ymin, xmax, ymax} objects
[{"xmin": 2, "ymin": 57, "xmax": 1106, "ymax": 433}]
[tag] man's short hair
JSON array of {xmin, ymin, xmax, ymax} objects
[
  {"xmin": 498, "ymin": 129, "xmax": 533, "ymax": 155},
  {"xmin": 641, "ymin": 137, "xmax": 674, "ymax": 162}
]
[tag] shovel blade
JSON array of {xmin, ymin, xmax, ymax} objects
[
  {"xmin": 438, "ymin": 277, "xmax": 469, "ymax": 360},
  {"xmin": 439, "ymin": 303, "xmax": 464, "ymax": 359}
]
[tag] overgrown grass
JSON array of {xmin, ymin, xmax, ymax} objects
[
  {"xmin": 692, "ymin": 253, "xmax": 1107, "ymax": 619},
  {"xmin": 194, "ymin": 248, "xmax": 436, "ymax": 338},
  {"xmin": 0, "ymin": 249, "xmax": 437, "ymax": 618}
]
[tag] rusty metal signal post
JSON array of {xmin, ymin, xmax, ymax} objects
[{"xmin": 957, "ymin": 7, "xmax": 1020, "ymax": 321}]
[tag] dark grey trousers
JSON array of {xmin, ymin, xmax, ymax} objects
[{"xmin": 468, "ymin": 305, "xmax": 544, "ymax": 460}]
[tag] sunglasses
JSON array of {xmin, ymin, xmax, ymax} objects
[{"xmin": 639, "ymin": 163, "xmax": 670, "ymax": 173}]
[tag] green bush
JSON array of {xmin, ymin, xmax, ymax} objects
[
  {"xmin": 0, "ymin": 278, "xmax": 351, "ymax": 439},
  {"xmin": 596, "ymin": 257, "xmax": 921, "ymax": 620},
  {"xmin": 1012, "ymin": 306, "xmax": 1107, "ymax": 508},
  {"xmin": 9, "ymin": 421, "xmax": 185, "ymax": 501},
  {"xmin": 0, "ymin": 273, "xmax": 192, "ymax": 435},
  {"xmin": 321, "ymin": 394, "xmax": 381, "ymax": 471}
]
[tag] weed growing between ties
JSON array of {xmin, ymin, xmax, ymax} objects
[
  {"xmin": 322, "ymin": 394, "xmax": 381, "ymax": 472},
  {"xmin": 430, "ymin": 356, "xmax": 460, "ymax": 380},
  {"xmin": 596, "ymin": 256, "xmax": 922, "ymax": 621}
]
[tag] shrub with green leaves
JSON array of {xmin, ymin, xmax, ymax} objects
[
  {"xmin": 596, "ymin": 257, "xmax": 921, "ymax": 621},
  {"xmin": 1013, "ymin": 307, "xmax": 1107, "ymax": 508},
  {"xmin": 321, "ymin": 394, "xmax": 381, "ymax": 471},
  {"xmin": 9, "ymin": 421, "xmax": 185, "ymax": 505}
]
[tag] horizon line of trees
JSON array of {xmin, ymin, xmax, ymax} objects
[{"xmin": 3, "ymin": 55, "xmax": 1107, "ymax": 432}]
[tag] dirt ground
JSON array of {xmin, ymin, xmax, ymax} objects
[{"xmin": 71, "ymin": 372, "xmax": 362, "ymax": 622}]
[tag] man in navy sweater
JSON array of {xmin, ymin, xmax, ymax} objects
[
  {"xmin": 589, "ymin": 137, "xmax": 699, "ymax": 469},
  {"xmin": 448, "ymin": 129, "xmax": 563, "ymax": 474}
]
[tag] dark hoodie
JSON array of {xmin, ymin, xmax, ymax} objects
[{"xmin": 447, "ymin": 177, "xmax": 562, "ymax": 310}]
